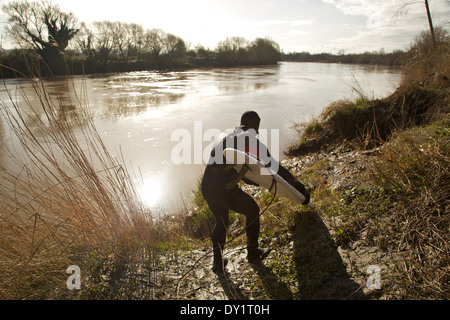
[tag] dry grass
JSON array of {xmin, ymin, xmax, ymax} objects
[
  {"xmin": 284, "ymin": 33, "xmax": 449, "ymax": 299},
  {"xmin": 0, "ymin": 68, "xmax": 157, "ymax": 298},
  {"xmin": 368, "ymin": 122, "xmax": 449, "ymax": 298},
  {"xmin": 401, "ymin": 27, "xmax": 450, "ymax": 90}
]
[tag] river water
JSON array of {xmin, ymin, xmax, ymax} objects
[{"xmin": 0, "ymin": 62, "xmax": 401, "ymax": 215}]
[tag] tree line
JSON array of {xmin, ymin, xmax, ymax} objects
[
  {"xmin": 282, "ymin": 25, "xmax": 449, "ymax": 67},
  {"xmin": 281, "ymin": 50, "xmax": 408, "ymax": 67},
  {"xmin": 2, "ymin": 0, "xmax": 444, "ymax": 78},
  {"xmin": 0, "ymin": 0, "xmax": 281, "ymax": 77}
]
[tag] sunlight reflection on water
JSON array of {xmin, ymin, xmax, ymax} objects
[{"xmin": 0, "ymin": 62, "xmax": 401, "ymax": 215}]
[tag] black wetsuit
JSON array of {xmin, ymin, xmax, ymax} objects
[{"xmin": 201, "ymin": 128, "xmax": 310, "ymax": 264}]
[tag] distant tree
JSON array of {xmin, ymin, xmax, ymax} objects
[
  {"xmin": 216, "ymin": 36, "xmax": 249, "ymax": 65},
  {"xmin": 126, "ymin": 23, "xmax": 144, "ymax": 61},
  {"xmin": 75, "ymin": 22, "xmax": 95, "ymax": 59},
  {"xmin": 161, "ymin": 33, "xmax": 187, "ymax": 67},
  {"xmin": 90, "ymin": 21, "xmax": 116, "ymax": 70},
  {"xmin": 195, "ymin": 45, "xmax": 211, "ymax": 59},
  {"xmin": 162, "ymin": 33, "xmax": 181, "ymax": 55},
  {"xmin": 110, "ymin": 22, "xmax": 144, "ymax": 62},
  {"xmin": 247, "ymin": 38, "xmax": 281, "ymax": 65},
  {"xmin": 217, "ymin": 36, "xmax": 248, "ymax": 53},
  {"xmin": 142, "ymin": 29, "xmax": 165, "ymax": 61},
  {"xmin": 110, "ymin": 22, "xmax": 127, "ymax": 61},
  {"xmin": 3, "ymin": 0, "xmax": 79, "ymax": 72}
]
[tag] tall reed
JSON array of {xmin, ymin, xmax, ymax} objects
[{"xmin": 0, "ymin": 67, "xmax": 154, "ymax": 298}]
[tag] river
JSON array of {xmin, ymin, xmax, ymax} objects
[{"xmin": 0, "ymin": 62, "xmax": 401, "ymax": 215}]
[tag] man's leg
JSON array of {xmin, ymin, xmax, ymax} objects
[
  {"xmin": 209, "ymin": 203, "xmax": 229, "ymax": 273},
  {"xmin": 232, "ymin": 189, "xmax": 260, "ymax": 248},
  {"xmin": 226, "ymin": 188, "xmax": 270, "ymax": 262}
]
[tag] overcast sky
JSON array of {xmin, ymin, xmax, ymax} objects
[{"xmin": 1, "ymin": 0, "xmax": 449, "ymax": 54}]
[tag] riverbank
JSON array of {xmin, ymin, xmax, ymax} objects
[
  {"xmin": 55, "ymin": 44, "xmax": 448, "ymax": 300},
  {"xmin": 57, "ymin": 117, "xmax": 448, "ymax": 300},
  {"xmin": 149, "ymin": 41, "xmax": 449, "ymax": 300},
  {"xmin": 1, "ymin": 37, "xmax": 447, "ymax": 300}
]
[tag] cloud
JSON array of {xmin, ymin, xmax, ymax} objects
[
  {"xmin": 322, "ymin": 0, "xmax": 385, "ymax": 17},
  {"xmin": 323, "ymin": 0, "xmax": 449, "ymax": 23},
  {"xmin": 290, "ymin": 19, "xmax": 315, "ymax": 26},
  {"xmin": 331, "ymin": 26, "xmax": 411, "ymax": 52},
  {"xmin": 254, "ymin": 20, "xmax": 289, "ymax": 27},
  {"xmin": 321, "ymin": 0, "xmax": 450, "ymax": 52},
  {"xmin": 287, "ymin": 29, "xmax": 310, "ymax": 36},
  {"xmin": 251, "ymin": 18, "xmax": 315, "ymax": 27}
]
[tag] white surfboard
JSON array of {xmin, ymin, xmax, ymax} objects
[{"xmin": 223, "ymin": 148, "xmax": 311, "ymax": 206}]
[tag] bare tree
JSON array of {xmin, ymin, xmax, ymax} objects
[
  {"xmin": 216, "ymin": 37, "xmax": 249, "ymax": 65},
  {"xmin": 162, "ymin": 33, "xmax": 181, "ymax": 55},
  {"xmin": 3, "ymin": 0, "xmax": 79, "ymax": 57},
  {"xmin": 217, "ymin": 36, "xmax": 248, "ymax": 53},
  {"xmin": 91, "ymin": 21, "xmax": 116, "ymax": 68},
  {"xmin": 162, "ymin": 33, "xmax": 186, "ymax": 66},
  {"xmin": 74, "ymin": 22, "xmax": 95, "ymax": 58},
  {"xmin": 109, "ymin": 22, "xmax": 144, "ymax": 62},
  {"xmin": 143, "ymin": 29, "xmax": 165, "ymax": 59},
  {"xmin": 424, "ymin": 0, "xmax": 436, "ymax": 48},
  {"xmin": 125, "ymin": 23, "xmax": 144, "ymax": 61},
  {"xmin": 394, "ymin": 0, "xmax": 437, "ymax": 48},
  {"xmin": 109, "ymin": 22, "xmax": 126, "ymax": 61}
]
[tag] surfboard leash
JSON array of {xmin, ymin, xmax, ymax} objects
[{"xmin": 174, "ymin": 176, "xmax": 278, "ymax": 296}]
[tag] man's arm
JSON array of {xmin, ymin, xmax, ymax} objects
[{"xmin": 242, "ymin": 177, "xmax": 259, "ymax": 186}]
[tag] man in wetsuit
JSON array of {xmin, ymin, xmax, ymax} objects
[{"xmin": 201, "ymin": 111, "xmax": 310, "ymax": 274}]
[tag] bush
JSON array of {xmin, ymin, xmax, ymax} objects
[
  {"xmin": 401, "ymin": 27, "xmax": 449, "ymax": 89},
  {"xmin": 320, "ymin": 97, "xmax": 371, "ymax": 139}
]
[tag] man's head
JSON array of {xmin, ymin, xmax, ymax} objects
[{"xmin": 240, "ymin": 111, "xmax": 261, "ymax": 132}]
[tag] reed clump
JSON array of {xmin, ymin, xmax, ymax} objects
[{"xmin": 0, "ymin": 69, "xmax": 158, "ymax": 298}]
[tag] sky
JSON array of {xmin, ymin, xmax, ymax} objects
[{"xmin": 0, "ymin": 0, "xmax": 449, "ymax": 54}]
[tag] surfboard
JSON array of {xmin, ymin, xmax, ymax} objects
[{"xmin": 223, "ymin": 148, "xmax": 311, "ymax": 206}]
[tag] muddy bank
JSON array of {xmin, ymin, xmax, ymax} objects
[
  {"xmin": 66, "ymin": 133, "xmax": 446, "ymax": 300},
  {"xmin": 87, "ymin": 147, "xmax": 392, "ymax": 300},
  {"xmin": 150, "ymin": 147, "xmax": 390, "ymax": 300}
]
